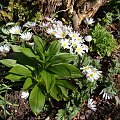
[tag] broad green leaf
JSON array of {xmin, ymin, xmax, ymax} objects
[
  {"xmin": 59, "ymin": 86, "xmax": 68, "ymax": 98},
  {"xmin": 40, "ymin": 70, "xmax": 56, "ymax": 93},
  {"xmin": 47, "ymin": 40, "xmax": 60, "ymax": 56},
  {"xmin": 56, "ymin": 80, "xmax": 77, "ymax": 91},
  {"xmin": 11, "ymin": 45, "xmax": 22, "ymax": 52},
  {"xmin": 14, "ymin": 52, "xmax": 38, "ymax": 67},
  {"xmin": 19, "ymin": 48, "xmax": 44, "ymax": 64},
  {"xmin": 23, "ymin": 77, "xmax": 33, "ymax": 91},
  {"xmin": 50, "ymin": 85, "xmax": 62, "ymax": 101},
  {"xmin": 9, "ymin": 65, "xmax": 32, "ymax": 77},
  {"xmin": 48, "ymin": 63, "xmax": 81, "ymax": 78},
  {"xmin": 33, "ymin": 35, "xmax": 45, "ymax": 53},
  {"xmin": 48, "ymin": 64, "xmax": 70, "ymax": 77},
  {"xmin": 0, "ymin": 59, "xmax": 17, "ymax": 67},
  {"xmin": 19, "ymin": 48, "xmax": 36, "ymax": 58},
  {"xmin": 46, "ymin": 53, "xmax": 77, "ymax": 67},
  {"xmin": 50, "ymin": 53, "xmax": 76, "ymax": 63},
  {"xmin": 29, "ymin": 85, "xmax": 45, "ymax": 116},
  {"xmin": 5, "ymin": 74, "xmax": 25, "ymax": 81}
]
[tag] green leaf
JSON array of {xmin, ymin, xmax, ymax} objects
[
  {"xmin": 47, "ymin": 40, "xmax": 61, "ymax": 56},
  {"xmin": 29, "ymin": 85, "xmax": 45, "ymax": 116},
  {"xmin": 9, "ymin": 65, "xmax": 32, "ymax": 77},
  {"xmin": 23, "ymin": 77, "xmax": 33, "ymax": 91},
  {"xmin": 56, "ymin": 80, "xmax": 77, "ymax": 91},
  {"xmin": 19, "ymin": 48, "xmax": 36, "ymax": 58},
  {"xmin": 48, "ymin": 63, "xmax": 81, "ymax": 78},
  {"xmin": 5, "ymin": 74, "xmax": 25, "ymax": 81},
  {"xmin": 0, "ymin": 59, "xmax": 17, "ymax": 67},
  {"xmin": 40, "ymin": 70, "xmax": 56, "ymax": 93},
  {"xmin": 11, "ymin": 45, "xmax": 22, "ymax": 52},
  {"xmin": 50, "ymin": 85, "xmax": 62, "ymax": 101},
  {"xmin": 49, "ymin": 53, "xmax": 76, "ymax": 63},
  {"xmin": 33, "ymin": 35, "xmax": 45, "ymax": 53},
  {"xmin": 59, "ymin": 86, "xmax": 68, "ymax": 98},
  {"xmin": 14, "ymin": 52, "xmax": 38, "ymax": 68}
]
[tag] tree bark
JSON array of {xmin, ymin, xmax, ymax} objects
[{"xmin": 40, "ymin": 0, "xmax": 110, "ymax": 29}]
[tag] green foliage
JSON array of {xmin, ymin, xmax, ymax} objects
[
  {"xmin": 109, "ymin": 59, "xmax": 120, "ymax": 75},
  {"xmin": 0, "ymin": 0, "xmax": 41, "ymax": 22},
  {"xmin": 29, "ymin": 85, "xmax": 45, "ymax": 116},
  {"xmin": 0, "ymin": 84, "xmax": 12, "ymax": 119},
  {"xmin": 91, "ymin": 23, "xmax": 117, "ymax": 57},
  {"xmin": 0, "ymin": 35, "xmax": 81, "ymax": 116},
  {"xmin": 99, "ymin": 12, "xmax": 113, "ymax": 25}
]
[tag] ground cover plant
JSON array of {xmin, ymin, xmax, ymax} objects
[{"xmin": 0, "ymin": 0, "xmax": 120, "ymax": 120}]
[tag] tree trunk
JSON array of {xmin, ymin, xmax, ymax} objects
[{"xmin": 39, "ymin": 0, "xmax": 110, "ymax": 30}]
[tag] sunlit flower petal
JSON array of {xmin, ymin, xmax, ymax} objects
[
  {"xmin": 88, "ymin": 98, "xmax": 97, "ymax": 111},
  {"xmin": 9, "ymin": 26, "xmax": 21, "ymax": 34},
  {"xmin": 20, "ymin": 32, "xmax": 33, "ymax": 41},
  {"xmin": 21, "ymin": 91, "xmax": 29, "ymax": 99}
]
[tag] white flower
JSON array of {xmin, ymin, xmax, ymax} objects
[
  {"xmin": 82, "ymin": 44, "xmax": 89, "ymax": 52},
  {"xmin": 20, "ymin": 32, "xmax": 33, "ymax": 41},
  {"xmin": 99, "ymin": 89, "xmax": 113, "ymax": 100},
  {"xmin": 40, "ymin": 22, "xmax": 50, "ymax": 28},
  {"xmin": 23, "ymin": 21, "xmax": 36, "ymax": 28},
  {"xmin": 77, "ymin": 36, "xmax": 84, "ymax": 43},
  {"xmin": 88, "ymin": 98, "xmax": 96, "ymax": 111},
  {"xmin": 84, "ymin": 17, "xmax": 95, "ymax": 25},
  {"xmin": 64, "ymin": 25, "xmax": 73, "ymax": 33},
  {"xmin": 81, "ymin": 65, "xmax": 102, "ymax": 82},
  {"xmin": 69, "ymin": 31, "xmax": 80, "ymax": 40},
  {"xmin": 46, "ymin": 28, "xmax": 56, "ymax": 35},
  {"xmin": 71, "ymin": 39, "xmax": 80, "ymax": 47},
  {"xmin": 80, "ymin": 65, "xmax": 93, "ymax": 74},
  {"xmin": 27, "ymin": 42, "xmax": 34, "ymax": 46},
  {"xmin": 0, "ymin": 44, "xmax": 10, "ymax": 53},
  {"xmin": 85, "ymin": 35, "xmax": 92, "ymax": 42},
  {"xmin": 21, "ymin": 91, "xmax": 29, "ymax": 99},
  {"xmin": 60, "ymin": 39, "xmax": 70, "ymax": 49},
  {"xmin": 75, "ymin": 44, "xmax": 85, "ymax": 56},
  {"xmin": 54, "ymin": 28, "xmax": 67, "ymax": 39},
  {"xmin": 86, "ymin": 68, "xmax": 102, "ymax": 82},
  {"xmin": 9, "ymin": 26, "xmax": 21, "ymax": 34},
  {"xmin": 55, "ymin": 20, "xmax": 63, "ymax": 26}
]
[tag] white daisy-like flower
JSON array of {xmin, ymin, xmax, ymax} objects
[
  {"xmin": 54, "ymin": 28, "xmax": 67, "ymax": 39},
  {"xmin": 81, "ymin": 65, "xmax": 102, "ymax": 82},
  {"xmin": 84, "ymin": 17, "xmax": 95, "ymax": 25},
  {"xmin": 75, "ymin": 44, "xmax": 85, "ymax": 56},
  {"xmin": 21, "ymin": 91, "xmax": 29, "ymax": 99},
  {"xmin": 69, "ymin": 31, "xmax": 80, "ymax": 40},
  {"xmin": 64, "ymin": 25, "xmax": 73, "ymax": 34},
  {"xmin": 88, "ymin": 98, "xmax": 97, "ymax": 111},
  {"xmin": 40, "ymin": 22, "xmax": 50, "ymax": 28},
  {"xmin": 99, "ymin": 88, "xmax": 113, "ymax": 100},
  {"xmin": 80, "ymin": 65, "xmax": 93, "ymax": 74},
  {"xmin": 84, "ymin": 35, "xmax": 92, "ymax": 42},
  {"xmin": 77, "ymin": 36, "xmax": 84, "ymax": 43},
  {"xmin": 60, "ymin": 39, "xmax": 70, "ymax": 49},
  {"xmin": 20, "ymin": 32, "xmax": 33, "ymax": 41},
  {"xmin": 86, "ymin": 68, "xmax": 102, "ymax": 82},
  {"xmin": 23, "ymin": 21, "xmax": 36, "ymax": 28},
  {"xmin": 55, "ymin": 20, "xmax": 63, "ymax": 26},
  {"xmin": 9, "ymin": 26, "xmax": 21, "ymax": 34},
  {"xmin": 46, "ymin": 28, "xmax": 56, "ymax": 35},
  {"xmin": 71, "ymin": 39, "xmax": 80, "ymax": 47},
  {"xmin": 0, "ymin": 44, "xmax": 10, "ymax": 54}
]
